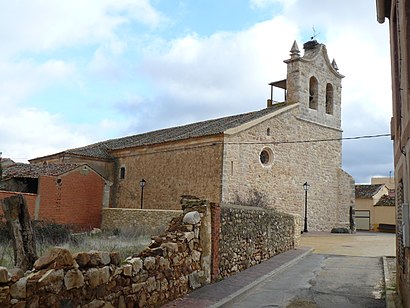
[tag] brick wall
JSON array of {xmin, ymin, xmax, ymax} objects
[
  {"xmin": 0, "ymin": 191, "xmax": 38, "ymax": 219},
  {"xmin": 210, "ymin": 202, "xmax": 221, "ymax": 282},
  {"xmin": 36, "ymin": 167, "xmax": 105, "ymax": 230}
]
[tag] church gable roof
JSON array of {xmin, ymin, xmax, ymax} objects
[{"xmin": 34, "ymin": 103, "xmax": 291, "ymax": 161}]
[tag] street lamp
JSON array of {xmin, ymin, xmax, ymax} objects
[
  {"xmin": 303, "ymin": 182, "xmax": 310, "ymax": 233},
  {"xmin": 140, "ymin": 178, "xmax": 146, "ymax": 209}
]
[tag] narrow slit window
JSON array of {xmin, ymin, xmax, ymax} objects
[
  {"xmin": 120, "ymin": 167, "xmax": 126, "ymax": 179},
  {"xmin": 325, "ymin": 83, "xmax": 334, "ymax": 114},
  {"xmin": 309, "ymin": 76, "xmax": 318, "ymax": 110}
]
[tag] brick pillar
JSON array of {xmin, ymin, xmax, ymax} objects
[{"xmin": 210, "ymin": 202, "xmax": 221, "ymax": 282}]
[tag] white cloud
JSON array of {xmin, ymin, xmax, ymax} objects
[
  {"xmin": 250, "ymin": 0, "xmax": 297, "ymax": 10},
  {"xmin": 0, "ymin": 0, "xmax": 394, "ymax": 183},
  {"xmin": 0, "ymin": 59, "xmax": 75, "ymax": 107},
  {"xmin": 0, "ymin": 0, "xmax": 165, "ymax": 56},
  {"xmin": 140, "ymin": 16, "xmax": 299, "ymax": 121},
  {"xmin": 0, "ymin": 107, "xmax": 90, "ymax": 161}
]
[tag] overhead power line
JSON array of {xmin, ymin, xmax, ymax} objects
[
  {"xmin": 274, "ymin": 133, "xmax": 391, "ymax": 145},
  {"xmin": 3, "ymin": 133, "xmax": 391, "ymax": 160},
  {"xmin": 225, "ymin": 133, "xmax": 391, "ymax": 145}
]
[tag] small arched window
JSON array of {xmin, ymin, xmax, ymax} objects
[
  {"xmin": 267, "ymin": 128, "xmax": 271, "ymax": 136},
  {"xmin": 309, "ymin": 76, "xmax": 318, "ymax": 110},
  {"xmin": 325, "ymin": 83, "xmax": 334, "ymax": 115},
  {"xmin": 120, "ymin": 167, "xmax": 126, "ymax": 179}
]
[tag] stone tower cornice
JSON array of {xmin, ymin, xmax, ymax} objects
[{"xmin": 284, "ymin": 43, "xmax": 344, "ymax": 79}]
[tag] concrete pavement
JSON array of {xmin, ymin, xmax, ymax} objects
[
  {"xmin": 163, "ymin": 232, "xmax": 397, "ymax": 308},
  {"xmin": 300, "ymin": 231, "xmax": 395, "ymax": 257}
]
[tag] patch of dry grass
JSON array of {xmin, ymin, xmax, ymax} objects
[{"xmin": 0, "ymin": 222, "xmax": 164, "ymax": 269}]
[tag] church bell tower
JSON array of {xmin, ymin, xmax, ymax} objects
[{"xmin": 283, "ymin": 40, "xmax": 344, "ymax": 130}]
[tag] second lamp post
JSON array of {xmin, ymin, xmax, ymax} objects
[
  {"xmin": 140, "ymin": 178, "xmax": 146, "ymax": 209},
  {"xmin": 303, "ymin": 182, "xmax": 310, "ymax": 233}
]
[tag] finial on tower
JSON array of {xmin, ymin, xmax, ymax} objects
[
  {"xmin": 331, "ymin": 59, "xmax": 339, "ymax": 71},
  {"xmin": 290, "ymin": 40, "xmax": 300, "ymax": 59}
]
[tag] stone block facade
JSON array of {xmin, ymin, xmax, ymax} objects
[
  {"xmin": 222, "ymin": 106, "xmax": 353, "ymax": 231},
  {"xmin": 111, "ymin": 137, "xmax": 224, "ymax": 210}
]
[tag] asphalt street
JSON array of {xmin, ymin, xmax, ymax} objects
[
  {"xmin": 164, "ymin": 232, "xmax": 395, "ymax": 308},
  {"xmin": 223, "ymin": 253, "xmax": 385, "ymax": 308}
]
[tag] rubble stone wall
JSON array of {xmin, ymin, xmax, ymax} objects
[
  {"xmin": 0, "ymin": 200, "xmax": 211, "ymax": 307},
  {"xmin": 217, "ymin": 204, "xmax": 301, "ymax": 279},
  {"xmin": 101, "ymin": 208, "xmax": 182, "ymax": 234}
]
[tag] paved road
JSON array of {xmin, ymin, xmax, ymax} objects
[
  {"xmin": 164, "ymin": 232, "xmax": 395, "ymax": 308},
  {"xmin": 223, "ymin": 253, "xmax": 385, "ymax": 308},
  {"xmin": 222, "ymin": 232, "xmax": 394, "ymax": 308}
]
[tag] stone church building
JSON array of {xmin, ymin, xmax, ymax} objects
[{"xmin": 29, "ymin": 40, "xmax": 355, "ymax": 231}]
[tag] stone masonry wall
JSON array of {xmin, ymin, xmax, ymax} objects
[
  {"xmin": 217, "ymin": 204, "xmax": 301, "ymax": 279},
  {"xmin": 0, "ymin": 200, "xmax": 211, "ymax": 307},
  {"xmin": 111, "ymin": 136, "xmax": 224, "ymax": 210},
  {"xmin": 101, "ymin": 208, "xmax": 182, "ymax": 234},
  {"xmin": 222, "ymin": 106, "xmax": 351, "ymax": 231}
]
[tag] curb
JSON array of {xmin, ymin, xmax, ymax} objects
[
  {"xmin": 383, "ymin": 256, "xmax": 401, "ymax": 308},
  {"xmin": 211, "ymin": 247, "xmax": 314, "ymax": 308}
]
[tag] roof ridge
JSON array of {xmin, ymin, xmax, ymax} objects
[{"xmin": 33, "ymin": 104, "xmax": 289, "ymax": 160}]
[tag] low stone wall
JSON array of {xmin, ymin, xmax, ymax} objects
[
  {"xmin": 0, "ymin": 201, "xmax": 211, "ymax": 307},
  {"xmin": 101, "ymin": 208, "xmax": 182, "ymax": 233},
  {"xmin": 217, "ymin": 203, "xmax": 301, "ymax": 279}
]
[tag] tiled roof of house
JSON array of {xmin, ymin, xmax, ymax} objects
[
  {"xmin": 375, "ymin": 194, "xmax": 395, "ymax": 206},
  {"xmin": 355, "ymin": 184, "xmax": 384, "ymax": 198},
  {"xmin": 2, "ymin": 163, "xmax": 83, "ymax": 180},
  {"xmin": 47, "ymin": 104, "xmax": 289, "ymax": 160}
]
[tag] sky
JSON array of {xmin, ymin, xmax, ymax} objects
[{"xmin": 0, "ymin": 0, "xmax": 393, "ymax": 184}]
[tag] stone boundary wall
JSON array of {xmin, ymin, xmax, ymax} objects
[
  {"xmin": 101, "ymin": 208, "xmax": 182, "ymax": 233},
  {"xmin": 216, "ymin": 203, "xmax": 301, "ymax": 279},
  {"xmin": 0, "ymin": 201, "xmax": 211, "ymax": 307}
]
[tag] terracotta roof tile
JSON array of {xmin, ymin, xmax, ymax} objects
[
  {"xmin": 375, "ymin": 194, "xmax": 395, "ymax": 206},
  {"xmin": 3, "ymin": 163, "xmax": 83, "ymax": 179},
  {"xmin": 355, "ymin": 184, "xmax": 384, "ymax": 198},
  {"xmin": 60, "ymin": 104, "xmax": 289, "ymax": 160}
]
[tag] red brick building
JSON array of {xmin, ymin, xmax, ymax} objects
[{"xmin": 0, "ymin": 163, "xmax": 106, "ymax": 230}]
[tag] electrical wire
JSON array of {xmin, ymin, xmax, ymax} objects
[
  {"xmin": 2, "ymin": 133, "xmax": 391, "ymax": 160},
  {"xmin": 225, "ymin": 133, "xmax": 391, "ymax": 145}
]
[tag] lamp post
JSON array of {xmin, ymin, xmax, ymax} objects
[
  {"xmin": 140, "ymin": 178, "xmax": 146, "ymax": 209},
  {"xmin": 303, "ymin": 182, "xmax": 310, "ymax": 233}
]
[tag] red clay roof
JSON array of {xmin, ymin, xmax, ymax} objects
[
  {"xmin": 355, "ymin": 184, "xmax": 384, "ymax": 198},
  {"xmin": 2, "ymin": 163, "xmax": 84, "ymax": 180},
  {"xmin": 375, "ymin": 194, "xmax": 395, "ymax": 206},
  {"xmin": 30, "ymin": 104, "xmax": 290, "ymax": 161}
]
